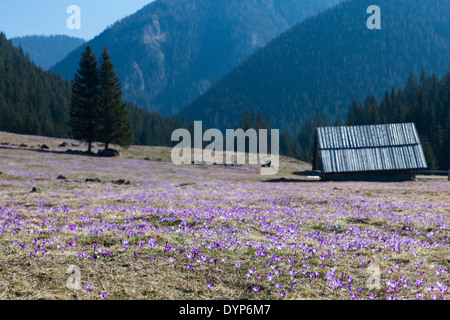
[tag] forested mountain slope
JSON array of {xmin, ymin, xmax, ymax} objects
[
  {"xmin": 181, "ymin": 0, "xmax": 450, "ymax": 132},
  {"xmin": 0, "ymin": 33, "xmax": 71, "ymax": 137}
]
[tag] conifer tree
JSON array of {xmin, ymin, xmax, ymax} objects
[
  {"xmin": 70, "ymin": 46, "xmax": 100, "ymax": 154},
  {"xmin": 98, "ymin": 47, "xmax": 134, "ymax": 150},
  {"xmin": 239, "ymin": 110, "xmax": 252, "ymax": 130},
  {"xmin": 443, "ymin": 107, "xmax": 450, "ymax": 169}
]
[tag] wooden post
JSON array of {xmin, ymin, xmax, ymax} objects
[{"xmin": 448, "ymin": 170, "xmax": 450, "ymax": 181}]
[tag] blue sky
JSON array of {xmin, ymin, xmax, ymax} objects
[{"xmin": 0, "ymin": 0, "xmax": 154, "ymax": 40}]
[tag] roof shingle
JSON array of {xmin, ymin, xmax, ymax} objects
[{"xmin": 315, "ymin": 123, "xmax": 427, "ymax": 173}]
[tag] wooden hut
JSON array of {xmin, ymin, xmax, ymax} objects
[{"xmin": 312, "ymin": 123, "xmax": 427, "ymax": 181}]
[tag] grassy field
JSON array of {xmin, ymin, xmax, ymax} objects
[{"xmin": 0, "ymin": 131, "xmax": 448, "ymax": 300}]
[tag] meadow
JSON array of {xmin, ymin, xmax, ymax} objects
[{"xmin": 0, "ymin": 132, "xmax": 448, "ymax": 300}]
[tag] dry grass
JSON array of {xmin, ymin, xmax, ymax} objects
[{"xmin": 0, "ymin": 131, "xmax": 448, "ymax": 300}]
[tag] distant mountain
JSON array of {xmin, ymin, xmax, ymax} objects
[
  {"xmin": 11, "ymin": 35, "xmax": 85, "ymax": 70},
  {"xmin": 0, "ymin": 33, "xmax": 71, "ymax": 137},
  {"xmin": 181, "ymin": 0, "xmax": 450, "ymax": 132},
  {"xmin": 51, "ymin": 0, "xmax": 342, "ymax": 114}
]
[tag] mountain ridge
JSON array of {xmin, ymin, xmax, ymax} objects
[
  {"xmin": 51, "ymin": 0, "xmax": 342, "ymax": 114},
  {"xmin": 181, "ymin": 0, "xmax": 450, "ymax": 132},
  {"xmin": 11, "ymin": 35, "xmax": 85, "ymax": 70}
]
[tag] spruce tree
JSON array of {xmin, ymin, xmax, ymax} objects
[
  {"xmin": 443, "ymin": 107, "xmax": 450, "ymax": 169},
  {"xmin": 70, "ymin": 46, "xmax": 100, "ymax": 154},
  {"xmin": 98, "ymin": 47, "xmax": 134, "ymax": 150}
]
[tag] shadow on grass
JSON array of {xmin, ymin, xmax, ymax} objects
[
  {"xmin": 292, "ymin": 170, "xmax": 320, "ymax": 177},
  {"xmin": 259, "ymin": 168, "xmax": 323, "ymax": 183},
  {"xmin": 262, "ymin": 177, "xmax": 324, "ymax": 183},
  {"xmin": 0, "ymin": 145, "xmax": 99, "ymax": 158}
]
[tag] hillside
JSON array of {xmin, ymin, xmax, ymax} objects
[
  {"xmin": 51, "ymin": 0, "xmax": 341, "ymax": 114},
  {"xmin": 0, "ymin": 130, "xmax": 448, "ymax": 300},
  {"xmin": 0, "ymin": 33, "xmax": 191, "ymax": 147},
  {"xmin": 0, "ymin": 33, "xmax": 71, "ymax": 138},
  {"xmin": 181, "ymin": 0, "xmax": 450, "ymax": 132},
  {"xmin": 11, "ymin": 35, "xmax": 85, "ymax": 70}
]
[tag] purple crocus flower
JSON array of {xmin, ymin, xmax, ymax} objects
[
  {"xmin": 290, "ymin": 281, "xmax": 297, "ymax": 292},
  {"xmin": 83, "ymin": 283, "xmax": 92, "ymax": 292},
  {"xmin": 330, "ymin": 279, "xmax": 342, "ymax": 290},
  {"xmin": 289, "ymin": 269, "xmax": 297, "ymax": 278},
  {"xmin": 439, "ymin": 286, "xmax": 449, "ymax": 294},
  {"xmin": 267, "ymin": 273, "xmax": 276, "ymax": 282},
  {"xmin": 350, "ymin": 292, "xmax": 358, "ymax": 299},
  {"xmin": 415, "ymin": 278, "xmax": 426, "ymax": 287}
]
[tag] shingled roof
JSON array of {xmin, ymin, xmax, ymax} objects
[{"xmin": 313, "ymin": 123, "xmax": 428, "ymax": 173}]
